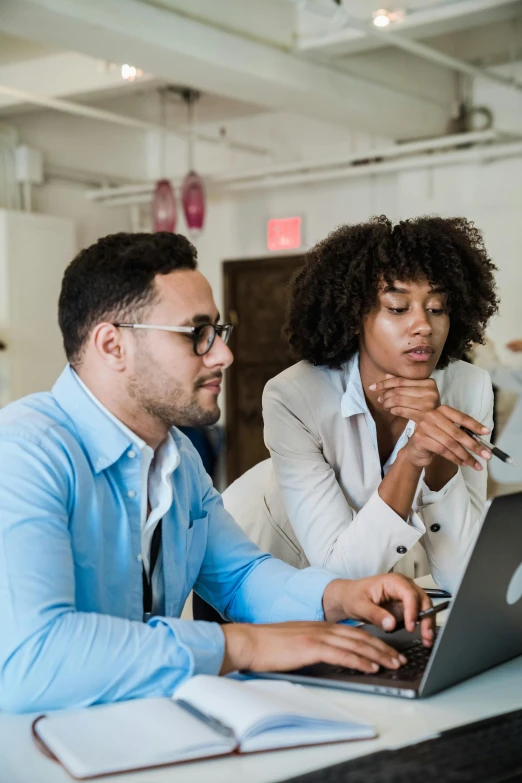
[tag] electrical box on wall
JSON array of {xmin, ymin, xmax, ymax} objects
[{"xmin": 14, "ymin": 145, "xmax": 44, "ymax": 184}]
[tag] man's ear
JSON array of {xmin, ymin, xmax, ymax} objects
[{"xmin": 91, "ymin": 323, "xmax": 127, "ymax": 371}]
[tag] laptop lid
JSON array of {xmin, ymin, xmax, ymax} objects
[{"xmin": 419, "ymin": 491, "xmax": 522, "ymax": 697}]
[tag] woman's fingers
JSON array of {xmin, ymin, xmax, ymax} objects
[
  {"xmin": 381, "ymin": 394, "xmax": 435, "ymax": 416},
  {"xmin": 416, "ymin": 428, "xmax": 483, "ymax": 469},
  {"xmin": 370, "ymin": 377, "xmax": 437, "ymax": 392},
  {"xmin": 437, "ymin": 405, "xmax": 490, "ymax": 435},
  {"xmin": 425, "ymin": 410, "xmax": 492, "ymax": 461}
]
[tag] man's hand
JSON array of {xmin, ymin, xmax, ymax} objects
[
  {"xmin": 322, "ymin": 573, "xmax": 434, "ymax": 646},
  {"xmin": 220, "ymin": 621, "xmax": 407, "ymax": 677}
]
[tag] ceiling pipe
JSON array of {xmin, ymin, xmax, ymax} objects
[
  {"xmin": 290, "ymin": 0, "xmax": 522, "ymax": 94},
  {"xmin": 85, "ymin": 129, "xmax": 499, "ymax": 202},
  {"xmin": 84, "ymin": 137, "xmax": 522, "ymax": 206},
  {"xmin": 212, "ymin": 129, "xmax": 499, "ymax": 185},
  {"xmin": 0, "ymin": 84, "xmax": 269, "ymax": 157},
  {"xmin": 223, "ymin": 140, "xmax": 522, "ymax": 192}
]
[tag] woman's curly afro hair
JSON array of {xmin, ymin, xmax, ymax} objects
[{"xmin": 284, "ymin": 215, "xmax": 499, "ymax": 370}]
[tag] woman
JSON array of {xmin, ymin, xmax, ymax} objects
[{"xmin": 223, "ymin": 216, "xmax": 499, "ymax": 592}]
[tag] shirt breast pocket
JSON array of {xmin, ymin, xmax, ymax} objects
[{"xmin": 184, "ymin": 511, "xmax": 209, "ymax": 591}]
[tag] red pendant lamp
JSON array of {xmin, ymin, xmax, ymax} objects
[
  {"xmin": 182, "ymin": 89, "xmax": 206, "ymax": 238},
  {"xmin": 152, "ymin": 90, "xmax": 177, "ymax": 233},
  {"xmin": 182, "ymin": 171, "xmax": 205, "ymax": 238},
  {"xmin": 152, "ymin": 179, "xmax": 177, "ymax": 232}
]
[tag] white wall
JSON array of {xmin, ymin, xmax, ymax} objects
[
  {"xmin": 0, "ymin": 209, "xmax": 75, "ymax": 402},
  {"xmin": 197, "ymin": 153, "xmax": 522, "ymax": 367}
]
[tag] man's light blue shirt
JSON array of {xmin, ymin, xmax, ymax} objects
[{"xmin": 0, "ymin": 366, "xmax": 335, "ymax": 713}]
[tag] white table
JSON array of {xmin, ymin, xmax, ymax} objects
[{"xmin": 2, "ymin": 655, "xmax": 521, "ymax": 783}]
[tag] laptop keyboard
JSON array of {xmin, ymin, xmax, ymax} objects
[
  {"xmin": 281, "ymin": 708, "xmax": 522, "ymax": 783},
  {"xmin": 326, "ymin": 640, "xmax": 432, "ymax": 682}
]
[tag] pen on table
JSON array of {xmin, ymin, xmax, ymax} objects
[
  {"xmin": 175, "ymin": 698, "xmax": 236, "ymax": 739},
  {"xmin": 460, "ymin": 426, "xmax": 516, "ymax": 466}
]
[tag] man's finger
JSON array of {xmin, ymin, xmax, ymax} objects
[
  {"xmin": 325, "ymin": 629, "xmax": 405, "ymax": 669},
  {"xmin": 416, "ymin": 588, "xmax": 436, "ymax": 647},
  {"xmin": 352, "ymin": 597, "xmax": 403, "ymax": 633}
]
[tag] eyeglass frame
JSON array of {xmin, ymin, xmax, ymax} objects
[{"xmin": 113, "ymin": 322, "xmax": 234, "ymax": 356}]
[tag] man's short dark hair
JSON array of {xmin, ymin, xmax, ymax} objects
[
  {"xmin": 284, "ymin": 215, "xmax": 499, "ymax": 370},
  {"xmin": 58, "ymin": 232, "xmax": 198, "ymax": 367}
]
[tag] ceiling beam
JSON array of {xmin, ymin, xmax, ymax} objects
[
  {"xmin": 0, "ymin": 0, "xmax": 448, "ymax": 137},
  {"xmin": 0, "ymin": 52, "xmax": 156, "ymax": 113},
  {"xmin": 295, "ymin": 0, "xmax": 521, "ymax": 56}
]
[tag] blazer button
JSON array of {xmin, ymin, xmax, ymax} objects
[
  {"xmin": 396, "ymin": 545, "xmax": 407, "ymax": 555},
  {"xmin": 430, "ymin": 523, "xmax": 441, "ymax": 533}
]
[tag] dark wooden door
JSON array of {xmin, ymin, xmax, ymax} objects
[{"xmin": 224, "ymin": 255, "xmax": 304, "ymax": 484}]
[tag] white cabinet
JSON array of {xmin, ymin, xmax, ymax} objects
[{"xmin": 0, "ymin": 209, "xmax": 76, "ymax": 404}]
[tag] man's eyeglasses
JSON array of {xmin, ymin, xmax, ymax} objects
[{"xmin": 113, "ymin": 322, "xmax": 233, "ymax": 356}]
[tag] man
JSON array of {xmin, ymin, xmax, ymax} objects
[{"xmin": 0, "ymin": 232, "xmax": 433, "ymax": 713}]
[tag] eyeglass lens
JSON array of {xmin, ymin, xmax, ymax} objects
[{"xmin": 195, "ymin": 324, "xmax": 232, "ymax": 356}]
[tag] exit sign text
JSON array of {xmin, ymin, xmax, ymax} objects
[{"xmin": 267, "ymin": 217, "xmax": 302, "ymax": 252}]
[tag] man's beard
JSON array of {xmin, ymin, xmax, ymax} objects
[{"xmin": 127, "ymin": 351, "xmax": 221, "ymax": 429}]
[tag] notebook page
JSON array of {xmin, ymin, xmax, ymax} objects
[
  {"xmin": 35, "ymin": 697, "xmax": 236, "ymax": 779},
  {"xmin": 173, "ymin": 676, "xmax": 375, "ymax": 749}
]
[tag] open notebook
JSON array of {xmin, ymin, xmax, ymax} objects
[{"xmin": 33, "ymin": 675, "xmax": 376, "ymax": 779}]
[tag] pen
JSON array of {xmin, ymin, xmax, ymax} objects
[
  {"xmin": 460, "ymin": 426, "xmax": 516, "ymax": 466},
  {"xmin": 175, "ymin": 698, "xmax": 236, "ymax": 739},
  {"xmin": 388, "ymin": 601, "xmax": 451, "ymax": 633}
]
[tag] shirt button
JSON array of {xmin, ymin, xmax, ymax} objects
[
  {"xmin": 128, "ymin": 450, "xmax": 136, "ymax": 459},
  {"xmin": 396, "ymin": 545, "xmax": 407, "ymax": 555},
  {"xmin": 430, "ymin": 523, "xmax": 441, "ymax": 533},
  {"xmin": 127, "ymin": 490, "xmax": 136, "ymax": 499},
  {"xmin": 137, "ymin": 553, "xmax": 142, "ymax": 562}
]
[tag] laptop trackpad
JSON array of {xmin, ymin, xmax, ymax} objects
[{"xmin": 360, "ymin": 623, "xmax": 422, "ymax": 652}]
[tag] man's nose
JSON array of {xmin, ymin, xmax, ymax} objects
[{"xmin": 204, "ymin": 335, "xmax": 234, "ymax": 368}]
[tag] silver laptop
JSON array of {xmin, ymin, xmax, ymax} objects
[{"xmin": 250, "ymin": 491, "xmax": 522, "ymax": 699}]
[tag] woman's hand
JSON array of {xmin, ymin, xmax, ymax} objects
[
  {"xmin": 404, "ymin": 406, "xmax": 490, "ymax": 470},
  {"xmin": 370, "ymin": 375, "xmax": 491, "ymax": 473},
  {"xmin": 370, "ymin": 374, "xmax": 440, "ymax": 422}
]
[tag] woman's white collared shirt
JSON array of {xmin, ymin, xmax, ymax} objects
[{"xmin": 222, "ymin": 355, "xmax": 493, "ymax": 593}]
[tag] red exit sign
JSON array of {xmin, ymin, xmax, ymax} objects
[{"xmin": 267, "ymin": 217, "xmax": 302, "ymax": 252}]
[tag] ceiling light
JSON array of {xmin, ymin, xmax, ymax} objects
[
  {"xmin": 121, "ymin": 64, "xmax": 142, "ymax": 82},
  {"xmin": 372, "ymin": 9, "xmax": 391, "ymax": 27}
]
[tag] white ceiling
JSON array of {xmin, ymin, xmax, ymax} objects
[{"xmin": 0, "ymin": 0, "xmax": 521, "ymax": 140}]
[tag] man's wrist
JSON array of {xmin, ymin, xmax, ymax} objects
[
  {"xmin": 220, "ymin": 624, "xmax": 255, "ymax": 675},
  {"xmin": 322, "ymin": 578, "xmax": 355, "ymax": 623}
]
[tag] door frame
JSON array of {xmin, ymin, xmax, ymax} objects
[{"xmin": 223, "ymin": 254, "xmax": 305, "ymax": 484}]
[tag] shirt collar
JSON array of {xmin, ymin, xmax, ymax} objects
[
  {"xmin": 340, "ymin": 352, "xmax": 416, "ymax": 444},
  {"xmin": 52, "ymin": 365, "xmax": 168, "ymax": 474},
  {"xmin": 73, "ymin": 371, "xmax": 146, "ymax": 452},
  {"xmin": 340, "ymin": 353, "xmax": 368, "ymax": 419}
]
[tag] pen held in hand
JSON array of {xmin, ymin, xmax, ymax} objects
[{"xmin": 460, "ymin": 426, "xmax": 516, "ymax": 466}]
